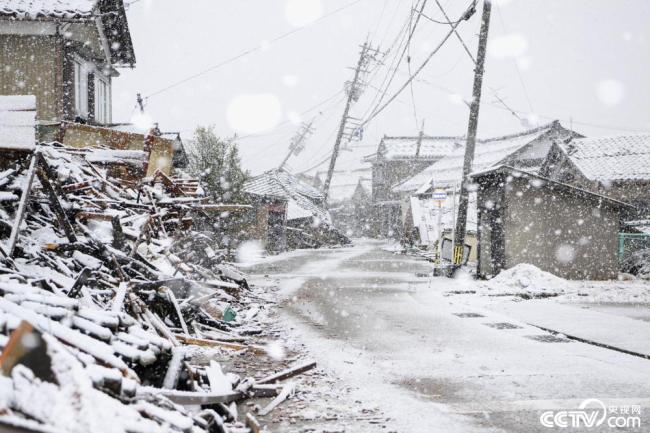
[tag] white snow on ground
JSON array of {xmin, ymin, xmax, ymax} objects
[
  {"xmin": 472, "ymin": 263, "xmax": 650, "ymax": 303},
  {"xmin": 479, "ymin": 263, "xmax": 568, "ymax": 296},
  {"xmin": 234, "ymin": 243, "xmax": 320, "ymax": 268},
  {"xmin": 562, "ymin": 279, "xmax": 650, "ymax": 304}
]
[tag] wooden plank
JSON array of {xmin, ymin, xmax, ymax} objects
[
  {"xmin": 6, "ymin": 156, "xmax": 37, "ymax": 257},
  {"xmin": 138, "ymin": 387, "xmax": 244, "ymax": 405},
  {"xmin": 258, "ymin": 382, "xmax": 295, "ymax": 416},
  {"xmin": 162, "ymin": 346, "xmax": 186, "ymax": 389},
  {"xmin": 257, "ymin": 360, "xmax": 317, "ymax": 385},
  {"xmin": 111, "ymin": 282, "xmax": 129, "ymax": 312},
  {"xmin": 172, "ymin": 334, "xmax": 266, "ymax": 354},
  {"xmin": 165, "ymin": 287, "xmax": 189, "ymax": 336},
  {"xmin": 35, "ymin": 154, "xmax": 77, "ymax": 243},
  {"xmin": 75, "ymin": 211, "xmax": 114, "ymax": 221},
  {"xmin": 67, "ymin": 267, "xmax": 92, "ymax": 298},
  {"xmin": 111, "ymin": 216, "xmax": 126, "ymax": 249},
  {"xmin": 245, "ymin": 413, "xmax": 261, "ymax": 433}
]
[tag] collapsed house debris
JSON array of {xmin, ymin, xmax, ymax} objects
[
  {"xmin": 0, "ymin": 142, "xmax": 317, "ymax": 433},
  {"xmin": 243, "ymin": 168, "xmax": 349, "ymax": 251}
]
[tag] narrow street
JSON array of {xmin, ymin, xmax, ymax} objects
[{"xmin": 247, "ymin": 241, "xmax": 650, "ymax": 433}]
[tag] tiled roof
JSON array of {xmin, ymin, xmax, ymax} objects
[
  {"xmin": 0, "ymin": 0, "xmax": 135, "ymax": 66},
  {"xmin": 244, "ymin": 169, "xmax": 331, "ymax": 223},
  {"xmin": 0, "ymin": 95, "xmax": 36, "ymax": 151},
  {"xmin": 376, "ymin": 136, "xmax": 462, "ymax": 161},
  {"xmin": 394, "ymin": 122, "xmax": 567, "ymax": 194},
  {"xmin": 562, "ymin": 135, "xmax": 650, "ymax": 182},
  {"xmin": 0, "ymin": 0, "xmax": 98, "ymax": 19}
]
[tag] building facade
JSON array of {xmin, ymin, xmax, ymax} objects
[
  {"xmin": 0, "ymin": 1, "xmax": 135, "ymax": 129},
  {"xmin": 474, "ymin": 167, "xmax": 626, "ymax": 280}
]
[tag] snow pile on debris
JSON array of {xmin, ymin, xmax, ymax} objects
[
  {"xmin": 480, "ymin": 264, "xmax": 568, "ymax": 297},
  {"xmin": 0, "ymin": 143, "xmax": 317, "ymax": 433}
]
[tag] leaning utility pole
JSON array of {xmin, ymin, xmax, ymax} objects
[
  {"xmin": 323, "ymin": 42, "xmax": 377, "ymax": 202},
  {"xmin": 450, "ymin": 0, "xmax": 492, "ymax": 274},
  {"xmin": 280, "ymin": 120, "xmax": 315, "ymax": 170}
]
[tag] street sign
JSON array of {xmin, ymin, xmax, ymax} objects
[{"xmin": 432, "ymin": 191, "xmax": 447, "ymax": 201}]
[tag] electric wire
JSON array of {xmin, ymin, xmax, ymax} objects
[
  {"xmin": 360, "ymin": 0, "xmax": 478, "ymax": 129},
  {"xmin": 142, "ymin": 0, "xmax": 368, "ymax": 101}
]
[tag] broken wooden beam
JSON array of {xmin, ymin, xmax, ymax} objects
[
  {"xmin": 35, "ymin": 153, "xmax": 77, "ymax": 243},
  {"xmin": 137, "ymin": 387, "xmax": 244, "ymax": 405},
  {"xmin": 258, "ymin": 382, "xmax": 295, "ymax": 416},
  {"xmin": 257, "ymin": 360, "xmax": 317, "ymax": 385},
  {"xmin": 6, "ymin": 155, "xmax": 37, "ymax": 257}
]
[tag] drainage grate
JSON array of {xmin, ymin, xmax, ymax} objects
[
  {"xmin": 453, "ymin": 312, "xmax": 485, "ymax": 318},
  {"xmin": 484, "ymin": 322, "xmax": 522, "ymax": 330},
  {"xmin": 526, "ymin": 334, "xmax": 571, "ymax": 343}
]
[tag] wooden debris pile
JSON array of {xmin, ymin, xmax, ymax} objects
[{"xmin": 0, "ymin": 144, "xmax": 315, "ymax": 433}]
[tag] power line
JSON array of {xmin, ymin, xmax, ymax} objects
[
  {"xmin": 359, "ymin": 9, "xmax": 415, "ymax": 122},
  {"xmin": 143, "ymin": 0, "xmax": 368, "ymax": 100},
  {"xmin": 488, "ymin": 104, "xmax": 650, "ymax": 134},
  {"xmin": 235, "ymin": 89, "xmax": 345, "ymax": 141},
  {"xmin": 364, "ymin": 0, "xmax": 428, "ymax": 123},
  {"xmin": 494, "ymin": 1, "xmax": 534, "ymax": 113},
  {"xmin": 432, "ymin": 0, "xmax": 476, "ymax": 63},
  {"xmin": 361, "ymin": 0, "xmax": 478, "ymax": 128}
]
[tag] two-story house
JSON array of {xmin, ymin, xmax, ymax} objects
[{"xmin": 0, "ymin": 0, "xmax": 135, "ymax": 129}]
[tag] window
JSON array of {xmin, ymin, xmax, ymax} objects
[
  {"xmin": 95, "ymin": 76, "xmax": 111, "ymax": 124},
  {"xmin": 73, "ymin": 60, "xmax": 88, "ymax": 118}
]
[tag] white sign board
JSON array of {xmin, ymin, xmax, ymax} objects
[{"xmin": 432, "ymin": 191, "xmax": 447, "ymax": 201}]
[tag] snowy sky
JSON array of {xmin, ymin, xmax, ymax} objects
[{"xmin": 113, "ymin": 0, "xmax": 650, "ymax": 176}]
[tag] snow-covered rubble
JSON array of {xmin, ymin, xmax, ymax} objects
[{"xmin": 0, "ymin": 144, "xmax": 317, "ymax": 433}]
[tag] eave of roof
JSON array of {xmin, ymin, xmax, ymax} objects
[{"xmin": 471, "ymin": 165, "xmax": 633, "ymax": 208}]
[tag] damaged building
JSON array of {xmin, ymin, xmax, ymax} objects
[{"xmin": 243, "ymin": 168, "xmax": 349, "ymax": 251}]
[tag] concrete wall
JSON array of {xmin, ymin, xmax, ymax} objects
[
  {"xmin": 0, "ymin": 34, "xmax": 61, "ymax": 122},
  {"xmin": 502, "ymin": 175, "xmax": 620, "ymax": 280}
]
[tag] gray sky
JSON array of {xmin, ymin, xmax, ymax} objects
[{"xmin": 113, "ymin": 0, "xmax": 650, "ymax": 177}]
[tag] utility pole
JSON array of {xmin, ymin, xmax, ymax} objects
[
  {"xmin": 323, "ymin": 42, "xmax": 378, "ymax": 202},
  {"xmin": 414, "ymin": 119, "xmax": 426, "ymax": 157},
  {"xmin": 449, "ymin": 0, "xmax": 492, "ymax": 275},
  {"xmin": 280, "ymin": 120, "xmax": 315, "ymax": 170},
  {"xmin": 136, "ymin": 93, "xmax": 144, "ymax": 113}
]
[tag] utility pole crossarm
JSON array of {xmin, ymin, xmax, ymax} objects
[{"xmin": 450, "ymin": 0, "xmax": 492, "ymax": 274}]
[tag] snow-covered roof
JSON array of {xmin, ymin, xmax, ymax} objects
[
  {"xmin": 371, "ymin": 135, "xmax": 462, "ymax": 161},
  {"xmin": 0, "ymin": 0, "xmax": 136, "ymax": 66},
  {"xmin": 0, "ymin": 0, "xmax": 98, "ymax": 19},
  {"xmin": 309, "ymin": 167, "xmax": 372, "ymax": 204},
  {"xmin": 394, "ymin": 121, "xmax": 566, "ymax": 194},
  {"xmin": 471, "ymin": 165, "xmax": 631, "ymax": 207},
  {"xmin": 0, "ymin": 95, "xmax": 36, "ymax": 151},
  {"xmin": 244, "ymin": 168, "xmax": 331, "ymax": 223},
  {"xmin": 561, "ymin": 134, "xmax": 650, "ymax": 182}
]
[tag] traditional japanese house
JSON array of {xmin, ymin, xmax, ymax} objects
[
  {"xmin": 473, "ymin": 166, "xmax": 629, "ymax": 280},
  {"xmin": 394, "ymin": 121, "xmax": 580, "ymax": 251}
]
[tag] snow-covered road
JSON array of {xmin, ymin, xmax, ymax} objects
[{"xmin": 247, "ymin": 240, "xmax": 650, "ymax": 432}]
